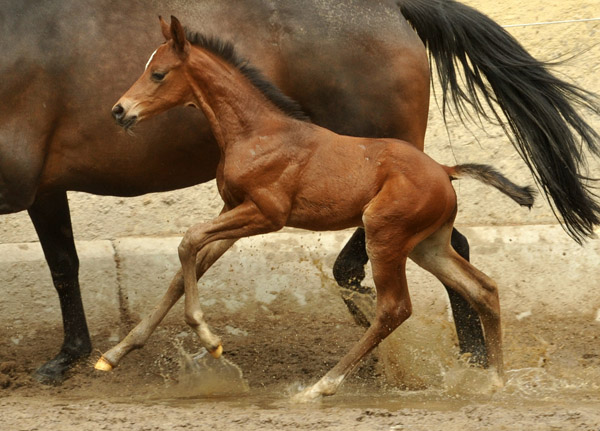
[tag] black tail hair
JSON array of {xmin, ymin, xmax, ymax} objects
[
  {"xmin": 452, "ymin": 163, "xmax": 536, "ymax": 208},
  {"xmin": 398, "ymin": 0, "xmax": 600, "ymax": 243}
]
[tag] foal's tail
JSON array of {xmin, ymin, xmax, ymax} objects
[
  {"xmin": 447, "ymin": 164, "xmax": 536, "ymax": 208},
  {"xmin": 397, "ymin": 0, "xmax": 600, "ymax": 243}
]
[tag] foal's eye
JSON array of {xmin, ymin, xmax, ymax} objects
[{"xmin": 151, "ymin": 71, "xmax": 166, "ymax": 82}]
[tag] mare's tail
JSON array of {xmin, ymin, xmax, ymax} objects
[
  {"xmin": 397, "ymin": 0, "xmax": 600, "ymax": 242},
  {"xmin": 448, "ymin": 164, "xmax": 536, "ymax": 208}
]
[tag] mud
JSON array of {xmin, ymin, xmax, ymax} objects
[{"xmin": 2, "ymin": 306, "xmax": 600, "ymax": 430}]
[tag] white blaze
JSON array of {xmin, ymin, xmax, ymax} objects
[{"xmin": 145, "ymin": 48, "xmax": 158, "ymax": 71}]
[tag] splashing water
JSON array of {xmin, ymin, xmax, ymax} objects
[{"xmin": 165, "ymin": 345, "xmax": 249, "ymax": 398}]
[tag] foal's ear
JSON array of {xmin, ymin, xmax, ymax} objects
[
  {"xmin": 169, "ymin": 15, "xmax": 188, "ymax": 55},
  {"xmin": 159, "ymin": 15, "xmax": 171, "ymax": 40}
]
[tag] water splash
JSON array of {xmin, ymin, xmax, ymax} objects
[{"xmin": 165, "ymin": 345, "xmax": 249, "ymax": 398}]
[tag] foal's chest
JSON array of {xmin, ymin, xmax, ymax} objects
[{"xmin": 216, "ymin": 139, "xmax": 302, "ymax": 206}]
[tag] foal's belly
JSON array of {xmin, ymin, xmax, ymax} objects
[{"xmin": 286, "ymin": 195, "xmax": 368, "ymax": 231}]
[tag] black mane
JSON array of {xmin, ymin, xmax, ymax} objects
[{"xmin": 185, "ymin": 30, "xmax": 310, "ymax": 122}]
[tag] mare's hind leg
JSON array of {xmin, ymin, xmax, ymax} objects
[
  {"xmin": 28, "ymin": 192, "xmax": 92, "ymax": 384},
  {"xmin": 448, "ymin": 228, "xmax": 487, "ymax": 366},
  {"xmin": 410, "ymin": 225, "xmax": 504, "ymax": 376},
  {"xmin": 332, "ymin": 228, "xmax": 373, "ymax": 327},
  {"xmin": 333, "ymin": 227, "xmax": 488, "ymax": 366}
]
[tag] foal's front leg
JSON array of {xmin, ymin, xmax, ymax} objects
[
  {"xmin": 178, "ymin": 200, "xmax": 285, "ymax": 356},
  {"xmin": 94, "ymin": 238, "xmax": 236, "ymax": 371}
]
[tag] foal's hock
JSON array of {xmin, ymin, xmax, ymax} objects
[{"xmin": 97, "ymin": 16, "xmax": 534, "ymax": 401}]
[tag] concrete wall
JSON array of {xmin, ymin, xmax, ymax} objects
[{"xmin": 2, "ymin": 226, "xmax": 599, "ymax": 345}]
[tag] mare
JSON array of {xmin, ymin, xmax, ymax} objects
[
  {"xmin": 1, "ymin": 0, "xmax": 598, "ymax": 383},
  {"xmin": 98, "ymin": 16, "xmax": 536, "ymax": 401}
]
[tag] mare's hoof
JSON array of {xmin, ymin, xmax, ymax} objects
[
  {"xmin": 33, "ymin": 366, "xmax": 66, "ymax": 386},
  {"xmin": 34, "ymin": 352, "xmax": 84, "ymax": 385},
  {"xmin": 94, "ymin": 356, "xmax": 114, "ymax": 372}
]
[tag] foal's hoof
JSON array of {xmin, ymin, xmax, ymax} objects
[
  {"xmin": 291, "ymin": 387, "xmax": 324, "ymax": 403},
  {"xmin": 209, "ymin": 344, "xmax": 223, "ymax": 359},
  {"xmin": 94, "ymin": 356, "xmax": 114, "ymax": 372}
]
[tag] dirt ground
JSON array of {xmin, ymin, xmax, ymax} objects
[
  {"xmin": 2, "ymin": 0, "xmax": 600, "ymax": 430},
  {"xmin": 1, "ymin": 309, "xmax": 600, "ymax": 430}
]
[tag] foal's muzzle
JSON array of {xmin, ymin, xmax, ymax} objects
[{"xmin": 111, "ymin": 103, "xmax": 138, "ymax": 130}]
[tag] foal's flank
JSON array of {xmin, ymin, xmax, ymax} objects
[{"xmin": 97, "ymin": 16, "xmax": 534, "ymax": 401}]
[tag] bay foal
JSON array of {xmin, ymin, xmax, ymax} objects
[{"xmin": 98, "ymin": 16, "xmax": 534, "ymax": 401}]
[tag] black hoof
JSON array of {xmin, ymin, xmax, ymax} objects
[{"xmin": 33, "ymin": 349, "xmax": 91, "ymax": 385}]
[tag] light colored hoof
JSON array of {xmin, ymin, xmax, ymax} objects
[
  {"xmin": 291, "ymin": 387, "xmax": 323, "ymax": 403},
  {"xmin": 94, "ymin": 356, "xmax": 114, "ymax": 372},
  {"xmin": 209, "ymin": 344, "xmax": 223, "ymax": 359}
]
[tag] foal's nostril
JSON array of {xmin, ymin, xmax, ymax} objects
[{"xmin": 111, "ymin": 104, "xmax": 125, "ymax": 120}]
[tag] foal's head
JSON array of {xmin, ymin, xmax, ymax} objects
[{"xmin": 112, "ymin": 16, "xmax": 194, "ymax": 130}]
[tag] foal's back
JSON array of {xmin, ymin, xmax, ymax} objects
[{"xmin": 283, "ymin": 125, "xmax": 457, "ymax": 233}]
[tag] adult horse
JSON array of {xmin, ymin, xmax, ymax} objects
[{"xmin": 1, "ymin": 0, "xmax": 598, "ymax": 383}]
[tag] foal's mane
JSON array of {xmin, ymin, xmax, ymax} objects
[{"xmin": 185, "ymin": 29, "xmax": 310, "ymax": 122}]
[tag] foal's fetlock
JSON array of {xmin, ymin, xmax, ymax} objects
[
  {"xmin": 188, "ymin": 319, "xmax": 223, "ymax": 359},
  {"xmin": 200, "ymin": 326, "xmax": 223, "ymax": 358}
]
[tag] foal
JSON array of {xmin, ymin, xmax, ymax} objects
[{"xmin": 98, "ymin": 16, "xmax": 534, "ymax": 401}]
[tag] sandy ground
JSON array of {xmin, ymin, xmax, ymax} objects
[
  {"xmin": 2, "ymin": 0, "xmax": 600, "ymax": 430},
  {"xmin": 1, "ymin": 310, "xmax": 600, "ymax": 430}
]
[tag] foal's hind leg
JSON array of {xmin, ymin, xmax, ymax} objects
[
  {"xmin": 295, "ymin": 250, "xmax": 413, "ymax": 402},
  {"xmin": 410, "ymin": 225, "xmax": 504, "ymax": 376},
  {"xmin": 294, "ymin": 178, "xmax": 430, "ymax": 402},
  {"xmin": 333, "ymin": 227, "xmax": 488, "ymax": 366}
]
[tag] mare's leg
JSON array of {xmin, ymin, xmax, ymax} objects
[
  {"xmin": 448, "ymin": 228, "xmax": 488, "ymax": 366},
  {"xmin": 27, "ymin": 192, "xmax": 92, "ymax": 384},
  {"xmin": 410, "ymin": 225, "xmax": 504, "ymax": 375},
  {"xmin": 95, "ymin": 238, "xmax": 236, "ymax": 370},
  {"xmin": 332, "ymin": 228, "xmax": 373, "ymax": 328}
]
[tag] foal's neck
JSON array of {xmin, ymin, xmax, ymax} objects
[{"xmin": 186, "ymin": 46, "xmax": 288, "ymax": 151}]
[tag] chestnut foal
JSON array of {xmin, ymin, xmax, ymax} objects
[{"xmin": 98, "ymin": 16, "xmax": 534, "ymax": 401}]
